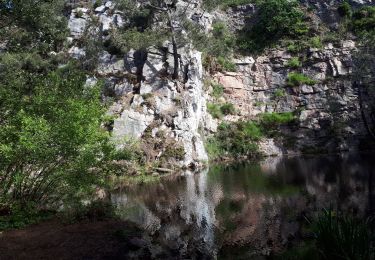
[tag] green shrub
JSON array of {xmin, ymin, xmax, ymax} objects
[
  {"xmin": 220, "ymin": 103, "xmax": 236, "ymax": 115},
  {"xmin": 352, "ymin": 6, "xmax": 375, "ymax": 40},
  {"xmin": 313, "ymin": 209, "xmax": 374, "ymax": 260},
  {"xmin": 162, "ymin": 144, "xmax": 185, "ymax": 161},
  {"xmin": 237, "ymin": 0, "xmax": 308, "ymax": 53},
  {"xmin": 93, "ymin": 0, "xmax": 102, "ymax": 8},
  {"xmin": 110, "ymin": 138, "xmax": 144, "ymax": 162},
  {"xmin": 207, "ymin": 103, "xmax": 223, "ymax": 119},
  {"xmin": 217, "ymin": 56, "xmax": 237, "ymax": 72},
  {"xmin": 207, "ymin": 102, "xmax": 236, "ymax": 118},
  {"xmin": 309, "ymin": 36, "xmax": 323, "ymax": 49},
  {"xmin": 212, "ymin": 83, "xmax": 224, "ymax": 99},
  {"xmin": 205, "ymin": 137, "xmax": 224, "ymax": 160},
  {"xmin": 202, "ymin": 0, "xmax": 255, "ymax": 11},
  {"xmin": 186, "ymin": 20, "xmax": 235, "ymax": 60},
  {"xmin": 274, "ymin": 88, "xmax": 287, "ymax": 99},
  {"xmin": 260, "ymin": 112, "xmax": 295, "ymax": 127},
  {"xmin": 338, "ymin": 1, "xmax": 352, "ymax": 18},
  {"xmin": 286, "ymin": 41, "xmax": 304, "ymax": 53},
  {"xmin": 287, "ymin": 72, "xmax": 317, "ymax": 86},
  {"xmin": 0, "ymin": 204, "xmax": 53, "ymax": 231},
  {"xmin": 287, "ymin": 57, "xmax": 301, "ymax": 68},
  {"xmin": 108, "ymin": 28, "xmax": 168, "ymax": 54},
  {"xmin": 217, "ymin": 121, "xmax": 262, "ymax": 156}
]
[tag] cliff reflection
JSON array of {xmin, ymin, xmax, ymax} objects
[{"xmin": 111, "ymin": 153, "xmax": 374, "ymax": 258}]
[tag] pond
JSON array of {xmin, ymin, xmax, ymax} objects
[{"xmin": 111, "ymin": 153, "xmax": 375, "ymax": 259}]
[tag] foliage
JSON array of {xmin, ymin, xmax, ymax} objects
[
  {"xmin": 286, "ymin": 57, "xmax": 301, "ymax": 68},
  {"xmin": 309, "ymin": 36, "xmax": 323, "ymax": 49},
  {"xmin": 338, "ymin": 1, "xmax": 352, "ymax": 18},
  {"xmin": 205, "ymin": 138, "xmax": 224, "ymax": 160},
  {"xmin": 161, "ymin": 143, "xmax": 185, "ymax": 161},
  {"xmin": 207, "ymin": 103, "xmax": 223, "ymax": 119},
  {"xmin": 0, "ymin": 203, "xmax": 53, "ymax": 231},
  {"xmin": 220, "ymin": 103, "xmax": 236, "ymax": 115},
  {"xmin": 211, "ymin": 82, "xmax": 225, "ymax": 99},
  {"xmin": 287, "ymin": 72, "xmax": 317, "ymax": 86},
  {"xmin": 114, "ymin": 0, "xmax": 151, "ymax": 30},
  {"xmin": 207, "ymin": 102, "xmax": 236, "ymax": 119},
  {"xmin": 313, "ymin": 209, "xmax": 374, "ymax": 260},
  {"xmin": 286, "ymin": 41, "xmax": 304, "ymax": 54},
  {"xmin": 0, "ymin": 63, "xmax": 110, "ymax": 209},
  {"xmin": 108, "ymin": 28, "xmax": 168, "ymax": 54},
  {"xmin": 217, "ymin": 56, "xmax": 237, "ymax": 72},
  {"xmin": 0, "ymin": 0, "xmax": 68, "ymax": 53},
  {"xmin": 211, "ymin": 121, "xmax": 263, "ymax": 158},
  {"xmin": 237, "ymin": 0, "xmax": 308, "ymax": 53},
  {"xmin": 203, "ymin": 0, "xmax": 255, "ymax": 11},
  {"xmin": 186, "ymin": 20, "xmax": 235, "ymax": 70},
  {"xmin": 260, "ymin": 112, "xmax": 296, "ymax": 128},
  {"xmin": 274, "ymin": 88, "xmax": 287, "ymax": 99},
  {"xmin": 351, "ymin": 6, "xmax": 375, "ymax": 43}
]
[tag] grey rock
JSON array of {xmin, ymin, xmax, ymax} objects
[
  {"xmin": 95, "ymin": 5, "xmax": 106, "ymax": 13},
  {"xmin": 113, "ymin": 109, "xmax": 154, "ymax": 140}
]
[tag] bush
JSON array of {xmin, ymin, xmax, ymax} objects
[
  {"xmin": 352, "ymin": 6, "xmax": 375, "ymax": 39},
  {"xmin": 260, "ymin": 112, "xmax": 295, "ymax": 127},
  {"xmin": 205, "ymin": 137, "xmax": 224, "ymax": 160},
  {"xmin": 287, "ymin": 57, "xmax": 301, "ymax": 68},
  {"xmin": 207, "ymin": 102, "xmax": 236, "ymax": 118},
  {"xmin": 212, "ymin": 82, "xmax": 224, "ymax": 99},
  {"xmin": 203, "ymin": 0, "xmax": 255, "ymax": 11},
  {"xmin": 186, "ymin": 20, "xmax": 235, "ymax": 59},
  {"xmin": 237, "ymin": 0, "xmax": 308, "ymax": 52},
  {"xmin": 287, "ymin": 72, "xmax": 317, "ymax": 86},
  {"xmin": 309, "ymin": 36, "xmax": 323, "ymax": 49},
  {"xmin": 0, "ymin": 204, "xmax": 53, "ymax": 231},
  {"xmin": 216, "ymin": 121, "xmax": 263, "ymax": 157},
  {"xmin": 220, "ymin": 103, "xmax": 236, "ymax": 115},
  {"xmin": 286, "ymin": 41, "xmax": 304, "ymax": 53},
  {"xmin": 217, "ymin": 56, "xmax": 237, "ymax": 72},
  {"xmin": 274, "ymin": 88, "xmax": 287, "ymax": 99},
  {"xmin": 109, "ymin": 28, "xmax": 168, "ymax": 54},
  {"xmin": 162, "ymin": 144, "xmax": 185, "ymax": 161},
  {"xmin": 313, "ymin": 210, "xmax": 374, "ymax": 260},
  {"xmin": 207, "ymin": 103, "xmax": 223, "ymax": 119},
  {"xmin": 338, "ymin": 1, "xmax": 352, "ymax": 18}
]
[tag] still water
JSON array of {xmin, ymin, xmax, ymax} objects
[{"xmin": 111, "ymin": 153, "xmax": 374, "ymax": 258}]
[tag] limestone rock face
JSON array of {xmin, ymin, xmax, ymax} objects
[
  {"xmin": 213, "ymin": 40, "xmax": 366, "ymax": 153},
  {"xmin": 105, "ymin": 42, "xmax": 209, "ymax": 167},
  {"xmin": 113, "ymin": 109, "xmax": 154, "ymax": 140},
  {"xmin": 68, "ymin": 8, "xmax": 89, "ymax": 39},
  {"xmin": 65, "ymin": 0, "xmax": 373, "ymax": 164}
]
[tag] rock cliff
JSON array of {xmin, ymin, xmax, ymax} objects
[{"xmin": 66, "ymin": 0, "xmax": 374, "ymax": 166}]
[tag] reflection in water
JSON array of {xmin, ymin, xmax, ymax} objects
[{"xmin": 111, "ymin": 153, "xmax": 375, "ymax": 258}]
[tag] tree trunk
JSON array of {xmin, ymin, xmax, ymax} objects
[{"xmin": 166, "ymin": 9, "xmax": 179, "ymax": 80}]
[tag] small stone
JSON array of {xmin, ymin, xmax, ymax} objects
[
  {"xmin": 105, "ymin": 1, "xmax": 113, "ymax": 8},
  {"xmin": 95, "ymin": 5, "xmax": 106, "ymax": 13},
  {"xmin": 301, "ymin": 85, "xmax": 314, "ymax": 94}
]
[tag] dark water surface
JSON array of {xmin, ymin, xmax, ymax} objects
[{"xmin": 111, "ymin": 153, "xmax": 375, "ymax": 259}]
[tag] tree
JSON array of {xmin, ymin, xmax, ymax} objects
[
  {"xmin": 0, "ymin": 63, "xmax": 110, "ymax": 208},
  {"xmin": 0, "ymin": 0, "xmax": 111, "ymax": 211},
  {"xmin": 237, "ymin": 0, "xmax": 307, "ymax": 52}
]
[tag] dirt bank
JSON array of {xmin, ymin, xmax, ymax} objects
[{"xmin": 0, "ymin": 219, "xmax": 147, "ymax": 260}]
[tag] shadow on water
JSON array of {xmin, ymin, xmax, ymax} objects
[{"xmin": 111, "ymin": 153, "xmax": 375, "ymax": 258}]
